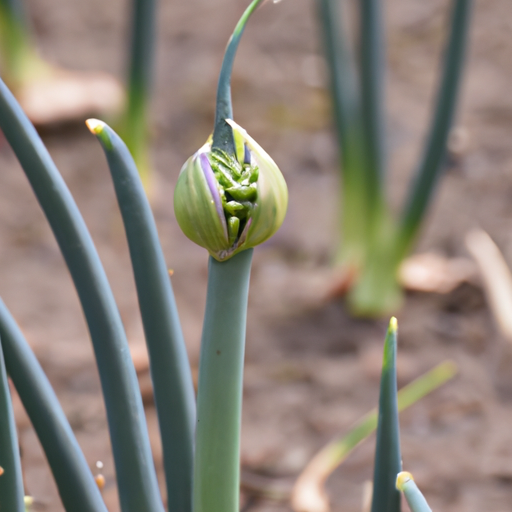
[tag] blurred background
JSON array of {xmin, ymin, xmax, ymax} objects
[{"xmin": 1, "ymin": 0, "xmax": 512, "ymax": 510}]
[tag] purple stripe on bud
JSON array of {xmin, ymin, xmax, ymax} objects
[
  {"xmin": 200, "ymin": 152, "xmax": 228, "ymax": 240},
  {"xmin": 243, "ymin": 144, "xmax": 251, "ymax": 165}
]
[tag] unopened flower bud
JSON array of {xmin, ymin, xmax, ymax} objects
[{"xmin": 174, "ymin": 120, "xmax": 287, "ymax": 261}]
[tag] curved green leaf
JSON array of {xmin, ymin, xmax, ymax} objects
[
  {"xmin": 0, "ymin": 298, "xmax": 107, "ymax": 512},
  {"xmin": 0, "ymin": 78, "xmax": 163, "ymax": 512},
  {"xmin": 88, "ymin": 119, "xmax": 196, "ymax": 512},
  {"xmin": 0, "ymin": 333, "xmax": 24, "ymax": 512},
  {"xmin": 371, "ymin": 318, "xmax": 401, "ymax": 512}
]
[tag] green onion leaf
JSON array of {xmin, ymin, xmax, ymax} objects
[
  {"xmin": 0, "ymin": 78, "xmax": 163, "ymax": 512},
  {"xmin": 371, "ymin": 317, "xmax": 402, "ymax": 512},
  {"xmin": 0, "ymin": 333, "xmax": 24, "ymax": 512},
  {"xmin": 398, "ymin": 0, "xmax": 473, "ymax": 257},
  {"xmin": 87, "ymin": 119, "xmax": 196, "ymax": 512},
  {"xmin": 0, "ymin": 298, "xmax": 107, "ymax": 512}
]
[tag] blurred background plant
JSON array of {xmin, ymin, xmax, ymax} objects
[
  {"xmin": 0, "ymin": 0, "xmax": 123, "ymax": 124},
  {"xmin": 0, "ymin": 0, "xmax": 155, "ymax": 191},
  {"xmin": 117, "ymin": 0, "xmax": 156, "ymax": 193},
  {"xmin": 319, "ymin": 0, "xmax": 472, "ymax": 316}
]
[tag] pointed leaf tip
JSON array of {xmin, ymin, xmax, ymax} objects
[
  {"xmin": 396, "ymin": 471, "xmax": 413, "ymax": 491},
  {"xmin": 395, "ymin": 471, "xmax": 432, "ymax": 512},
  {"xmin": 86, "ymin": 119, "xmax": 112, "ymax": 150},
  {"xmin": 85, "ymin": 118, "xmax": 105, "ymax": 134}
]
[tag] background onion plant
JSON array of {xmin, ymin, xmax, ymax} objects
[
  {"xmin": 320, "ymin": 0, "xmax": 473, "ymax": 316},
  {"xmin": 0, "ymin": 0, "xmax": 155, "ymax": 188}
]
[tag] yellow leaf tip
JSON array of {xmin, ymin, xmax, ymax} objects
[
  {"xmin": 396, "ymin": 471, "xmax": 413, "ymax": 491},
  {"xmin": 389, "ymin": 316, "xmax": 398, "ymax": 332},
  {"xmin": 85, "ymin": 118, "xmax": 106, "ymax": 135}
]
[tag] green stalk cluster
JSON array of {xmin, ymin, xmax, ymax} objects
[{"xmin": 320, "ymin": 0, "xmax": 473, "ymax": 315}]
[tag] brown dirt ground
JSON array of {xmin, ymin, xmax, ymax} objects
[{"xmin": 2, "ymin": 0, "xmax": 512, "ymax": 511}]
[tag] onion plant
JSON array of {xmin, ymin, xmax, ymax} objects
[
  {"xmin": 365, "ymin": 318, "xmax": 437, "ymax": 512},
  {"xmin": 291, "ymin": 360, "xmax": 456, "ymax": 512},
  {"xmin": 319, "ymin": 0, "xmax": 473, "ymax": 315},
  {"xmin": 0, "ymin": 0, "xmax": 154, "ymax": 181},
  {"xmin": 291, "ymin": 317, "xmax": 443, "ymax": 512},
  {"xmin": 0, "ymin": 1, "xmax": 286, "ymax": 511},
  {"xmin": 0, "ymin": 2, "xmax": 446, "ymax": 512},
  {"xmin": 0, "ymin": 0, "xmax": 46, "ymax": 90}
]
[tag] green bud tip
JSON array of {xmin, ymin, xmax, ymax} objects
[{"xmin": 174, "ymin": 119, "xmax": 288, "ymax": 261}]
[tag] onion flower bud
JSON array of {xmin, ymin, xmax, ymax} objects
[{"xmin": 174, "ymin": 119, "xmax": 288, "ymax": 261}]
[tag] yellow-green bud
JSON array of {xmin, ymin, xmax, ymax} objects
[{"xmin": 174, "ymin": 120, "xmax": 288, "ymax": 261}]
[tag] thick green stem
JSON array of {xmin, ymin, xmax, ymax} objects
[
  {"xmin": 212, "ymin": 0, "xmax": 264, "ymax": 154},
  {"xmin": 193, "ymin": 249, "xmax": 253, "ymax": 512},
  {"xmin": 347, "ymin": 255, "xmax": 403, "ymax": 317},
  {"xmin": 0, "ymin": 335, "xmax": 24, "ymax": 512},
  {"xmin": 346, "ymin": 217, "xmax": 403, "ymax": 316}
]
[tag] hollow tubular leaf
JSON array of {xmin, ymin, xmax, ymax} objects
[
  {"xmin": 0, "ymin": 298, "xmax": 107, "ymax": 512},
  {"xmin": 193, "ymin": 250, "xmax": 253, "ymax": 512},
  {"xmin": 212, "ymin": 0, "xmax": 265, "ymax": 153},
  {"xmin": 398, "ymin": 0, "xmax": 473, "ymax": 256},
  {"xmin": 0, "ymin": 335, "xmax": 24, "ymax": 512},
  {"xmin": 396, "ymin": 472, "xmax": 432, "ymax": 512},
  {"xmin": 87, "ymin": 119, "xmax": 196, "ymax": 512},
  {"xmin": 0, "ymin": 79, "xmax": 163, "ymax": 512},
  {"xmin": 371, "ymin": 318, "xmax": 402, "ymax": 512}
]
